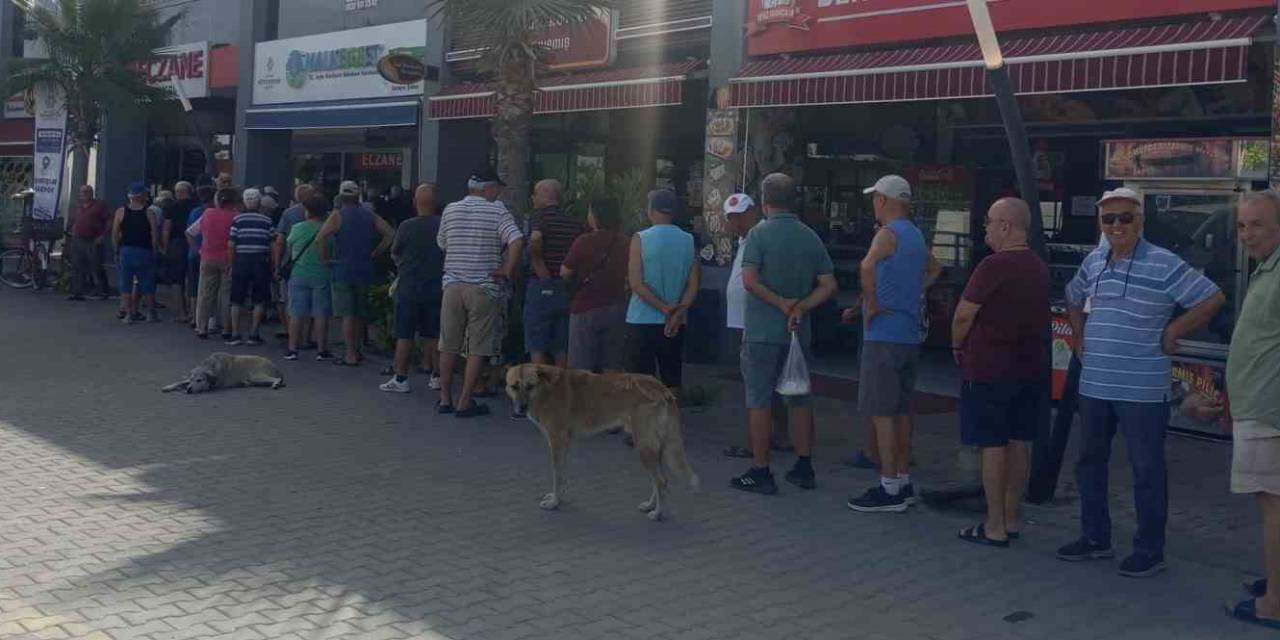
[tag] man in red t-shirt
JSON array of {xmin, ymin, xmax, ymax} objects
[
  {"xmin": 951, "ymin": 198, "xmax": 1050, "ymax": 547},
  {"xmin": 67, "ymin": 185, "xmax": 111, "ymax": 300}
]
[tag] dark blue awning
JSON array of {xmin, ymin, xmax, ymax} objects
[{"xmin": 244, "ymin": 100, "xmax": 421, "ymax": 130}]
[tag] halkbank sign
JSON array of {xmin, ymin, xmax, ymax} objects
[{"xmin": 253, "ymin": 20, "xmax": 426, "ymax": 105}]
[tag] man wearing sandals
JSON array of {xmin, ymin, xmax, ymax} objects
[
  {"xmin": 1226, "ymin": 191, "xmax": 1280, "ymax": 627},
  {"xmin": 435, "ymin": 168, "xmax": 524, "ymax": 418},
  {"xmin": 950, "ymin": 198, "xmax": 1049, "ymax": 547}
]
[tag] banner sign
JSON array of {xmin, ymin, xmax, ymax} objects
[
  {"xmin": 130, "ymin": 41, "xmax": 209, "ymax": 100},
  {"xmin": 4, "ymin": 93, "xmax": 31, "ymax": 119},
  {"xmin": 31, "ymin": 84, "xmax": 67, "ymax": 221},
  {"xmin": 1105, "ymin": 138, "xmax": 1237, "ymax": 180},
  {"xmin": 747, "ymin": 0, "xmax": 1273, "ymax": 57},
  {"xmin": 253, "ymin": 20, "xmax": 426, "ymax": 105},
  {"xmin": 446, "ymin": 9, "xmax": 617, "ymax": 72}
]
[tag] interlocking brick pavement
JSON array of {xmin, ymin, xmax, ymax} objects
[{"xmin": 0, "ymin": 288, "xmax": 1271, "ymax": 639}]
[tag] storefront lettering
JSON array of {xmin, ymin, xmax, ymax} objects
[
  {"xmin": 355, "ymin": 153, "xmax": 403, "ymax": 171},
  {"xmin": 754, "ymin": 0, "xmax": 812, "ymax": 32},
  {"xmin": 287, "ymin": 45, "xmax": 386, "ymax": 89},
  {"xmin": 132, "ymin": 50, "xmax": 206, "ymax": 84}
]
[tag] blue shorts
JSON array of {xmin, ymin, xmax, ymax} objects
[
  {"xmin": 118, "ymin": 246, "xmax": 157, "ymax": 295},
  {"xmin": 288, "ymin": 277, "xmax": 332, "ymax": 318},
  {"xmin": 960, "ymin": 380, "xmax": 1045, "ymax": 447},
  {"xmin": 523, "ymin": 278, "xmax": 569, "ymax": 355},
  {"xmin": 393, "ymin": 282, "xmax": 442, "ymax": 340},
  {"xmin": 230, "ymin": 255, "xmax": 273, "ymax": 306}
]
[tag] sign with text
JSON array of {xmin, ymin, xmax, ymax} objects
[
  {"xmin": 447, "ymin": 9, "xmax": 617, "ymax": 72},
  {"xmin": 31, "ymin": 84, "xmax": 67, "ymax": 222},
  {"xmin": 4, "ymin": 93, "xmax": 31, "ymax": 119},
  {"xmin": 130, "ymin": 41, "xmax": 209, "ymax": 99},
  {"xmin": 352, "ymin": 152, "xmax": 403, "ymax": 171},
  {"xmin": 747, "ymin": 0, "xmax": 1273, "ymax": 57},
  {"xmin": 253, "ymin": 20, "xmax": 426, "ymax": 105}
]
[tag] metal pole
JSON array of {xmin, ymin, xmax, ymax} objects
[
  {"xmin": 1270, "ymin": 1, "xmax": 1280, "ymax": 191},
  {"xmin": 987, "ymin": 66, "xmax": 1044, "ymax": 257}
]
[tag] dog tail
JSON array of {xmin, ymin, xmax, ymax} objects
[{"xmin": 661, "ymin": 410, "xmax": 700, "ymax": 493}]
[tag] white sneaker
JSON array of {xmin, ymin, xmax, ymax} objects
[
  {"xmin": 379, "ymin": 377, "xmax": 411, "ymax": 393},
  {"xmin": 428, "ymin": 373, "xmax": 441, "ymax": 390}
]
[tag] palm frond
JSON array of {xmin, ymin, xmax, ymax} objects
[{"xmin": 432, "ymin": 0, "xmax": 613, "ymax": 52}]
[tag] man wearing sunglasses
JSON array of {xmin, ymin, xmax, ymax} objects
[{"xmin": 1059, "ymin": 187, "xmax": 1226, "ymax": 577}]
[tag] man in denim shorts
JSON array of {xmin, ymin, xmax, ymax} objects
[{"xmin": 729, "ymin": 173, "xmax": 838, "ymax": 495}]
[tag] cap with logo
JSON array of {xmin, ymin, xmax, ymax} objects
[
  {"xmin": 723, "ymin": 193, "xmax": 755, "ymax": 215},
  {"xmin": 338, "ymin": 180, "xmax": 360, "ymax": 197},
  {"xmin": 648, "ymin": 189, "xmax": 680, "ymax": 216},
  {"xmin": 242, "ymin": 187, "xmax": 262, "ymax": 205},
  {"xmin": 863, "ymin": 175, "xmax": 913, "ymax": 201},
  {"xmin": 1096, "ymin": 187, "xmax": 1144, "ymax": 210}
]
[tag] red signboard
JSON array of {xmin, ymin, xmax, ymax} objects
[
  {"xmin": 539, "ymin": 9, "xmax": 618, "ymax": 72},
  {"xmin": 353, "ymin": 153, "xmax": 403, "ymax": 171},
  {"xmin": 746, "ymin": 0, "xmax": 1273, "ymax": 57}
]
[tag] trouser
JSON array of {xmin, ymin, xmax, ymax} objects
[
  {"xmin": 195, "ymin": 259, "xmax": 231, "ymax": 334},
  {"xmin": 1076, "ymin": 396, "xmax": 1170, "ymax": 557},
  {"xmin": 69, "ymin": 237, "xmax": 108, "ymax": 297}
]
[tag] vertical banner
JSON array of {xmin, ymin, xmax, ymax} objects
[
  {"xmin": 31, "ymin": 84, "xmax": 67, "ymax": 221},
  {"xmin": 701, "ymin": 108, "xmax": 742, "ymax": 266}
]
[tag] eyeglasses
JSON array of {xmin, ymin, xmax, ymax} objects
[
  {"xmin": 1099, "ymin": 212, "xmax": 1136, "ymax": 226},
  {"xmin": 1091, "ymin": 252, "xmax": 1134, "ymax": 300}
]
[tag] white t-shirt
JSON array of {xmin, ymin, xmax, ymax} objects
[{"xmin": 726, "ymin": 238, "xmax": 747, "ymax": 329}]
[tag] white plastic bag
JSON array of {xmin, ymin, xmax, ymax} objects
[{"xmin": 775, "ymin": 332, "xmax": 812, "ymax": 396}]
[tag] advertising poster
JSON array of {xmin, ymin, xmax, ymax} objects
[
  {"xmin": 701, "ymin": 109, "xmax": 741, "ymax": 266},
  {"xmin": 1170, "ymin": 360, "xmax": 1232, "ymax": 437},
  {"xmin": 1105, "ymin": 138, "xmax": 1235, "ymax": 180},
  {"xmin": 31, "ymin": 84, "xmax": 67, "ymax": 222},
  {"xmin": 253, "ymin": 20, "xmax": 426, "ymax": 105},
  {"xmin": 1050, "ymin": 315, "xmax": 1075, "ymax": 401}
]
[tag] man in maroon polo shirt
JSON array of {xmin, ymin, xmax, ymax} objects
[{"xmin": 68, "ymin": 185, "xmax": 111, "ymax": 300}]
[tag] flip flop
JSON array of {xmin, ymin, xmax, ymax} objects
[
  {"xmin": 723, "ymin": 446, "xmax": 753, "ymax": 459},
  {"xmin": 957, "ymin": 524, "xmax": 1010, "ymax": 548},
  {"xmin": 435, "ymin": 401, "xmax": 454, "ymax": 415},
  {"xmin": 454, "ymin": 403, "xmax": 490, "ymax": 418},
  {"xmin": 1228, "ymin": 598, "xmax": 1280, "ymax": 630}
]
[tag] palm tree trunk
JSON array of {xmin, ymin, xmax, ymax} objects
[{"xmin": 492, "ymin": 60, "xmax": 536, "ymax": 217}]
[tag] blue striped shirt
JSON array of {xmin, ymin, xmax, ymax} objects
[
  {"xmin": 1065, "ymin": 239, "xmax": 1220, "ymax": 403},
  {"xmin": 229, "ymin": 212, "xmax": 275, "ymax": 255}
]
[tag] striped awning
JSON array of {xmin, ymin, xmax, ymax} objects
[
  {"xmin": 429, "ymin": 60, "xmax": 703, "ymax": 120},
  {"xmin": 730, "ymin": 15, "xmax": 1267, "ymax": 109}
]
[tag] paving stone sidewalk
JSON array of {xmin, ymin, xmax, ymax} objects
[{"xmin": 0, "ymin": 288, "xmax": 1269, "ymax": 640}]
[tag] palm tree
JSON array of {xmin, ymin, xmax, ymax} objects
[
  {"xmin": 8, "ymin": 0, "xmax": 179, "ymax": 207},
  {"xmin": 431, "ymin": 0, "xmax": 612, "ymax": 214}
]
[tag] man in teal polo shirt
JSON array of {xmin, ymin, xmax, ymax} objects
[
  {"xmin": 729, "ymin": 172, "xmax": 838, "ymax": 495},
  {"xmin": 1227, "ymin": 190, "xmax": 1280, "ymax": 629}
]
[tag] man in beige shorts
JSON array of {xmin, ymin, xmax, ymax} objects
[
  {"xmin": 1227, "ymin": 190, "xmax": 1280, "ymax": 629},
  {"xmin": 435, "ymin": 168, "xmax": 524, "ymax": 418}
]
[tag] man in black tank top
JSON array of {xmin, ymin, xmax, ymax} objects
[{"xmin": 112, "ymin": 182, "xmax": 161, "ymax": 324}]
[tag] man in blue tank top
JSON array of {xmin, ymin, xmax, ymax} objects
[
  {"xmin": 317, "ymin": 180, "xmax": 396, "ymax": 366},
  {"xmin": 848, "ymin": 175, "xmax": 941, "ymax": 513}
]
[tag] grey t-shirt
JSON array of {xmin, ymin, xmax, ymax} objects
[
  {"xmin": 741, "ymin": 212, "xmax": 834, "ymax": 346},
  {"xmin": 275, "ymin": 204, "xmax": 306, "ymax": 239},
  {"xmin": 392, "ymin": 215, "xmax": 444, "ymax": 292}
]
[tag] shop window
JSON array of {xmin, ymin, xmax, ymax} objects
[
  {"xmin": 931, "ymin": 209, "xmax": 970, "ymax": 268},
  {"xmin": 1040, "ymin": 201, "xmax": 1064, "ymax": 237}
]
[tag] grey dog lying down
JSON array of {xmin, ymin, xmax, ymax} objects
[{"xmin": 162, "ymin": 353, "xmax": 285, "ymax": 394}]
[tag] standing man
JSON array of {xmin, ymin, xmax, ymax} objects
[
  {"xmin": 160, "ymin": 181, "xmax": 196, "ymax": 322},
  {"xmin": 274, "ymin": 183, "xmax": 316, "ymax": 342},
  {"xmin": 525, "ymin": 179, "xmax": 584, "ymax": 367},
  {"xmin": 188, "ymin": 188, "xmax": 238, "ymax": 340},
  {"xmin": 729, "ymin": 175, "xmax": 838, "ymax": 495},
  {"xmin": 226, "ymin": 193, "xmax": 276, "ymax": 345},
  {"xmin": 186, "ymin": 183, "xmax": 215, "ymax": 330},
  {"xmin": 951, "ymin": 198, "xmax": 1049, "ymax": 546},
  {"xmin": 1226, "ymin": 191, "xmax": 1280, "ymax": 627},
  {"xmin": 720, "ymin": 193, "xmax": 793, "ymax": 460},
  {"xmin": 1057, "ymin": 188, "xmax": 1224, "ymax": 577},
  {"xmin": 848, "ymin": 175, "xmax": 942, "ymax": 513},
  {"xmin": 111, "ymin": 182, "xmax": 162, "ymax": 323},
  {"xmin": 67, "ymin": 185, "xmax": 111, "ymax": 301},
  {"xmin": 317, "ymin": 180, "xmax": 395, "ymax": 367},
  {"xmin": 380, "ymin": 183, "xmax": 445, "ymax": 393},
  {"xmin": 626, "ymin": 189, "xmax": 699, "ymax": 395},
  {"xmin": 436, "ymin": 169, "xmax": 524, "ymax": 417}
]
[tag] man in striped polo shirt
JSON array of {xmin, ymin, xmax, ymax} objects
[
  {"xmin": 1058, "ymin": 187, "xmax": 1225, "ymax": 577},
  {"xmin": 227, "ymin": 188, "xmax": 276, "ymax": 345},
  {"xmin": 525, "ymin": 179, "xmax": 584, "ymax": 368},
  {"xmin": 436, "ymin": 169, "xmax": 525, "ymax": 418}
]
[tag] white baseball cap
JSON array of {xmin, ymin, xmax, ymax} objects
[
  {"xmin": 242, "ymin": 188, "xmax": 261, "ymax": 206},
  {"xmin": 1097, "ymin": 187, "xmax": 1144, "ymax": 210},
  {"xmin": 339, "ymin": 180, "xmax": 360, "ymax": 197},
  {"xmin": 863, "ymin": 175, "xmax": 912, "ymax": 201},
  {"xmin": 723, "ymin": 193, "xmax": 755, "ymax": 215}
]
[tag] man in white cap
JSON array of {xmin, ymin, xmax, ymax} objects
[
  {"xmin": 721, "ymin": 193, "xmax": 792, "ymax": 460},
  {"xmin": 848, "ymin": 175, "xmax": 942, "ymax": 513},
  {"xmin": 1056, "ymin": 186, "xmax": 1224, "ymax": 577}
]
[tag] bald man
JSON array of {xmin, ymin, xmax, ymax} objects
[
  {"xmin": 525, "ymin": 178, "xmax": 585, "ymax": 367},
  {"xmin": 951, "ymin": 198, "xmax": 1050, "ymax": 547},
  {"xmin": 380, "ymin": 183, "xmax": 445, "ymax": 393}
]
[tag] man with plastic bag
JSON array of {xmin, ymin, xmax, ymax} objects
[{"xmin": 729, "ymin": 173, "xmax": 838, "ymax": 495}]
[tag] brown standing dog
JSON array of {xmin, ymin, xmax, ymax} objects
[{"xmin": 506, "ymin": 364, "xmax": 700, "ymax": 521}]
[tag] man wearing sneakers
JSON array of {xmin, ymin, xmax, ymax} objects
[
  {"xmin": 381, "ymin": 183, "xmax": 445, "ymax": 393},
  {"xmin": 317, "ymin": 180, "xmax": 396, "ymax": 367},
  {"xmin": 226, "ymin": 188, "xmax": 275, "ymax": 345},
  {"xmin": 1057, "ymin": 188, "xmax": 1224, "ymax": 577},
  {"xmin": 848, "ymin": 175, "xmax": 941, "ymax": 513},
  {"xmin": 729, "ymin": 173, "xmax": 838, "ymax": 495}
]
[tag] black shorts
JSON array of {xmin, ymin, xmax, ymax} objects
[
  {"xmin": 960, "ymin": 380, "xmax": 1045, "ymax": 448},
  {"xmin": 627, "ymin": 323, "xmax": 684, "ymax": 389},
  {"xmin": 230, "ymin": 256, "xmax": 273, "ymax": 306},
  {"xmin": 393, "ymin": 284, "xmax": 442, "ymax": 340}
]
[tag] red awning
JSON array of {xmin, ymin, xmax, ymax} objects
[
  {"xmin": 0, "ymin": 119, "xmax": 34, "ymax": 156},
  {"xmin": 429, "ymin": 60, "xmax": 703, "ymax": 120},
  {"xmin": 730, "ymin": 15, "xmax": 1267, "ymax": 108}
]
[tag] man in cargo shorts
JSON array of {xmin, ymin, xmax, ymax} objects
[
  {"xmin": 435, "ymin": 169, "xmax": 524, "ymax": 418},
  {"xmin": 729, "ymin": 173, "xmax": 838, "ymax": 495}
]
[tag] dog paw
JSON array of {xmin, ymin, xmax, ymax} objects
[
  {"xmin": 637, "ymin": 501, "xmax": 654, "ymax": 512},
  {"xmin": 539, "ymin": 494, "xmax": 560, "ymax": 510},
  {"xmin": 646, "ymin": 509, "xmax": 664, "ymax": 522}
]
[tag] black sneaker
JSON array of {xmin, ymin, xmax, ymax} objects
[
  {"xmin": 1056, "ymin": 538, "xmax": 1115, "ymax": 562},
  {"xmin": 225, "ymin": 335, "xmax": 243, "ymax": 346},
  {"xmin": 730, "ymin": 467, "xmax": 778, "ymax": 495},
  {"xmin": 1118, "ymin": 552, "xmax": 1166, "ymax": 578},
  {"xmin": 901, "ymin": 483, "xmax": 917, "ymax": 505},
  {"xmin": 246, "ymin": 335, "xmax": 264, "ymax": 346},
  {"xmin": 315, "ymin": 351, "xmax": 335, "ymax": 361},
  {"xmin": 784, "ymin": 465, "xmax": 815, "ymax": 490},
  {"xmin": 283, "ymin": 350, "xmax": 299, "ymax": 361},
  {"xmin": 846, "ymin": 486, "xmax": 908, "ymax": 513}
]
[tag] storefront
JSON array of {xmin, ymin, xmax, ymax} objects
[
  {"xmin": 709, "ymin": 1, "xmax": 1274, "ymax": 362},
  {"xmin": 244, "ymin": 19, "xmax": 428, "ymax": 198},
  {"xmin": 0, "ymin": 94, "xmax": 34, "ymax": 223}
]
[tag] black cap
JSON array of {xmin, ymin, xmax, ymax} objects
[
  {"xmin": 648, "ymin": 189, "xmax": 680, "ymax": 216},
  {"xmin": 470, "ymin": 166, "xmax": 506, "ymax": 186}
]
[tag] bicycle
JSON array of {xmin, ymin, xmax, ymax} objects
[{"xmin": 1, "ymin": 215, "xmax": 63, "ymax": 290}]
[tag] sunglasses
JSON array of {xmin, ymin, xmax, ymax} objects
[{"xmin": 1099, "ymin": 212, "xmax": 1136, "ymax": 226}]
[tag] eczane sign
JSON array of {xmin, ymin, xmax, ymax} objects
[{"xmin": 130, "ymin": 42, "xmax": 210, "ymax": 99}]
